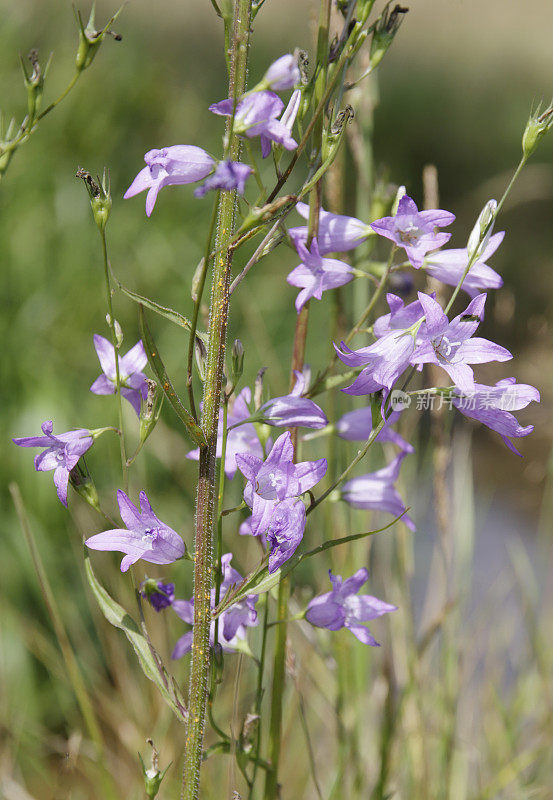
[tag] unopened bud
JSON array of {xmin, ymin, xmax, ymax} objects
[
  {"xmin": 20, "ymin": 49, "xmax": 49, "ymax": 125},
  {"xmin": 194, "ymin": 337, "xmax": 207, "ymax": 381},
  {"xmin": 254, "ymin": 367, "xmax": 267, "ymax": 410},
  {"xmin": 370, "ymin": 3, "xmax": 408, "ymax": 69},
  {"xmin": 522, "ymin": 102, "xmax": 553, "ymax": 158},
  {"xmin": 76, "ymin": 166, "xmax": 111, "ymax": 232},
  {"xmin": 106, "ymin": 315, "xmax": 123, "ymax": 348},
  {"xmin": 231, "ymin": 339, "xmax": 244, "ymax": 383},
  {"xmin": 69, "ymin": 463, "xmax": 100, "ymax": 511},
  {"xmin": 212, "ymin": 642, "xmax": 224, "ymax": 684},
  {"xmin": 322, "ymin": 104, "xmax": 354, "ymax": 164},
  {"xmin": 191, "ymin": 258, "xmax": 205, "ymax": 302},
  {"xmin": 467, "ymin": 199, "xmax": 497, "ymax": 261},
  {"xmin": 139, "ymin": 379, "xmax": 162, "ymax": 444}
]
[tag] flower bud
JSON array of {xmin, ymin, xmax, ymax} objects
[
  {"xmin": 20, "ymin": 49, "xmax": 49, "ymax": 126},
  {"xmin": 75, "ymin": 5, "xmax": 122, "ymax": 74},
  {"xmin": 322, "ymin": 104, "xmax": 354, "ymax": 163},
  {"xmin": 140, "ymin": 579, "xmax": 175, "ymax": 611},
  {"xmin": 106, "ymin": 315, "xmax": 123, "ymax": 348},
  {"xmin": 69, "ymin": 463, "xmax": 100, "ymax": 511},
  {"xmin": 467, "ymin": 199, "xmax": 497, "ymax": 261},
  {"xmin": 138, "ymin": 740, "xmax": 170, "ymax": 800},
  {"xmin": 230, "ymin": 339, "xmax": 244, "ymax": 383},
  {"xmin": 522, "ymin": 103, "xmax": 553, "ymax": 158},
  {"xmin": 370, "ymin": 3, "xmax": 408, "ymax": 69},
  {"xmin": 139, "ymin": 379, "xmax": 162, "ymax": 445},
  {"xmin": 254, "ymin": 367, "xmax": 267, "ymax": 410},
  {"xmin": 262, "ymin": 54, "xmax": 300, "ymax": 91},
  {"xmin": 194, "ymin": 337, "xmax": 207, "ymax": 381}
]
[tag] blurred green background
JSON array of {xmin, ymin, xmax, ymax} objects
[{"xmin": 1, "ymin": 1, "xmax": 552, "ymax": 797}]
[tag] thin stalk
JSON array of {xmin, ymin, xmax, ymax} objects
[
  {"xmin": 100, "ymin": 229, "xmax": 128, "ymax": 492},
  {"xmin": 248, "ymin": 597, "xmax": 270, "ymax": 799},
  {"xmin": 182, "ymin": 3, "xmax": 252, "ymax": 799},
  {"xmin": 187, "ymin": 194, "xmax": 220, "ymax": 421}
]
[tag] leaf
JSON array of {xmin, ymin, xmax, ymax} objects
[
  {"xmin": 139, "ymin": 305, "xmax": 207, "ymax": 448},
  {"xmin": 112, "ymin": 271, "xmax": 207, "ymax": 341},
  {"xmin": 84, "ymin": 551, "xmax": 187, "ymax": 723}
]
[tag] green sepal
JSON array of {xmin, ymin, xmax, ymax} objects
[{"xmin": 139, "ymin": 305, "xmax": 207, "ymax": 448}]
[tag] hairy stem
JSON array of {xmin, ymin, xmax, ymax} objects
[{"xmin": 182, "ymin": 3, "xmax": 252, "ymax": 798}]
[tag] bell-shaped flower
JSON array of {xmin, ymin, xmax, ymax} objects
[
  {"xmin": 423, "ymin": 232, "xmax": 504, "ymax": 298},
  {"xmin": 187, "ymin": 387, "xmax": 263, "ymax": 479},
  {"xmin": 410, "ymin": 292, "xmax": 512, "ymax": 394},
  {"xmin": 266, "ymin": 498, "xmax": 306, "ymax": 573},
  {"xmin": 336, "ymin": 407, "xmax": 414, "ymax": 453},
  {"xmin": 85, "ymin": 490, "xmax": 185, "ymax": 572},
  {"xmin": 140, "ymin": 580, "xmax": 175, "ymax": 612},
  {"xmin": 306, "ymin": 568, "xmax": 397, "ymax": 646},
  {"xmin": 341, "ymin": 452, "xmax": 415, "ymax": 530},
  {"xmin": 209, "ymin": 90, "xmax": 297, "ymax": 158},
  {"xmin": 288, "ymin": 201, "xmax": 368, "ymax": 255},
  {"xmin": 236, "ymin": 431, "xmax": 326, "ymax": 536},
  {"xmin": 373, "ymin": 292, "xmax": 430, "ymax": 338},
  {"xmin": 287, "ymin": 237, "xmax": 354, "ymax": 312},
  {"xmin": 124, "ymin": 145, "xmax": 215, "ymax": 216},
  {"xmin": 371, "ymin": 195, "xmax": 455, "ymax": 269},
  {"xmin": 259, "ymin": 367, "xmax": 327, "ymax": 429},
  {"xmin": 452, "ymin": 377, "xmax": 540, "ymax": 456},
  {"xmin": 263, "ymin": 54, "xmax": 300, "ymax": 90},
  {"xmin": 90, "ymin": 335, "xmax": 149, "ymax": 416},
  {"xmin": 171, "ymin": 554, "xmax": 258, "ymax": 658},
  {"xmin": 13, "ymin": 420, "xmax": 94, "ymax": 506}
]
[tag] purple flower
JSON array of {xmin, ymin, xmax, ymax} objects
[
  {"xmin": 85, "ymin": 490, "xmax": 185, "ymax": 572},
  {"xmin": 13, "ymin": 420, "xmax": 93, "ymax": 506},
  {"xmin": 90, "ymin": 335, "xmax": 148, "ymax": 416},
  {"xmin": 335, "ymin": 329, "xmax": 415, "ymax": 395},
  {"xmin": 266, "ymin": 498, "xmax": 306, "ymax": 573},
  {"xmin": 236, "ymin": 431, "xmax": 326, "ymax": 536},
  {"xmin": 373, "ymin": 292, "xmax": 430, "ymax": 338},
  {"xmin": 306, "ymin": 568, "xmax": 397, "ymax": 646},
  {"xmin": 194, "ymin": 160, "xmax": 252, "ymax": 198},
  {"xmin": 410, "ymin": 292, "xmax": 512, "ymax": 394},
  {"xmin": 452, "ymin": 377, "xmax": 540, "ymax": 455},
  {"xmin": 287, "ymin": 237, "xmax": 354, "ymax": 312},
  {"xmin": 187, "ymin": 387, "xmax": 263, "ymax": 479},
  {"xmin": 172, "ymin": 553, "xmax": 258, "ymax": 658},
  {"xmin": 263, "ymin": 54, "xmax": 300, "ymax": 90},
  {"xmin": 423, "ymin": 232, "xmax": 505, "ymax": 298},
  {"xmin": 124, "ymin": 146, "xmax": 215, "ymax": 216},
  {"xmin": 209, "ymin": 91, "xmax": 297, "ymax": 158},
  {"xmin": 341, "ymin": 453, "xmax": 415, "ymax": 530},
  {"xmin": 371, "ymin": 195, "xmax": 455, "ymax": 269},
  {"xmin": 140, "ymin": 580, "xmax": 175, "ymax": 612},
  {"xmin": 260, "ymin": 367, "xmax": 328, "ymax": 429},
  {"xmin": 288, "ymin": 201, "xmax": 368, "ymax": 255},
  {"xmin": 336, "ymin": 407, "xmax": 414, "ymax": 453}
]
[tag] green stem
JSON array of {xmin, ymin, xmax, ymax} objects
[
  {"xmin": 182, "ymin": 3, "xmax": 252, "ymax": 799},
  {"xmin": 248, "ymin": 596, "xmax": 270, "ymax": 799},
  {"xmin": 100, "ymin": 229, "xmax": 128, "ymax": 492}
]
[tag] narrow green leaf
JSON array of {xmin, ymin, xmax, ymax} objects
[
  {"xmin": 84, "ymin": 551, "xmax": 187, "ymax": 723},
  {"xmin": 139, "ymin": 305, "xmax": 207, "ymax": 448},
  {"xmin": 112, "ymin": 271, "xmax": 207, "ymax": 341}
]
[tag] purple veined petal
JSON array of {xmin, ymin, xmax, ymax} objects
[
  {"xmin": 443, "ymin": 361, "xmax": 475, "ymax": 394},
  {"xmin": 65, "ymin": 434, "xmax": 94, "ymax": 458},
  {"xmin": 117, "ymin": 489, "xmax": 143, "ymax": 529},
  {"xmin": 120, "ymin": 387, "xmax": 142, "ymax": 416},
  {"xmin": 172, "ymin": 631, "xmax": 194, "ymax": 659},
  {"xmin": 120, "ymin": 340, "xmax": 147, "ymax": 376},
  {"xmin": 250, "ymin": 493, "xmax": 277, "ymax": 535},
  {"xmin": 266, "ymin": 498, "xmax": 306, "ymax": 573},
  {"xmin": 305, "ymin": 594, "xmax": 346, "ymax": 630},
  {"xmin": 295, "ymin": 457, "xmax": 327, "ymax": 494},
  {"xmin": 85, "ymin": 528, "xmax": 143, "ymax": 557},
  {"xmin": 448, "ymin": 293, "xmax": 487, "ymax": 341},
  {"xmin": 90, "ymin": 374, "xmax": 115, "ymax": 395},
  {"xmin": 35, "ymin": 448, "xmax": 62, "ymax": 471},
  {"xmin": 124, "ymin": 166, "xmax": 154, "ymax": 199},
  {"xmin": 396, "ymin": 195, "xmax": 419, "ymax": 216},
  {"xmin": 416, "ymin": 292, "xmax": 448, "ymax": 337},
  {"xmin": 145, "ymin": 183, "xmax": 161, "ymax": 217},
  {"xmin": 235, "ymin": 452, "xmax": 264, "ymax": 483},
  {"xmin": 419, "ymin": 208, "xmax": 456, "ymax": 227},
  {"xmin": 333, "ymin": 341, "xmax": 377, "ymax": 368},
  {"xmin": 53, "ymin": 465, "xmax": 70, "ymax": 506},
  {"xmin": 12, "ymin": 434, "xmax": 50, "ymax": 448},
  {"xmin": 403, "ymin": 243, "xmax": 430, "ymax": 270},
  {"xmin": 172, "ymin": 599, "xmax": 195, "ymax": 624},
  {"xmin": 345, "ymin": 593, "xmax": 397, "ymax": 621},
  {"xmin": 337, "ymin": 567, "xmax": 369, "ymax": 598},
  {"xmin": 209, "ymin": 99, "xmax": 234, "ymax": 116},
  {"xmin": 93, "ymin": 334, "xmax": 117, "ymax": 380},
  {"xmin": 294, "ymin": 287, "xmax": 313, "ymax": 312},
  {"xmin": 121, "ymin": 553, "xmax": 143, "ymax": 572},
  {"xmin": 265, "ymin": 431, "xmax": 294, "ymax": 465},
  {"xmin": 41, "ymin": 420, "xmax": 54, "ymax": 436},
  {"xmin": 126, "ymin": 371, "xmax": 149, "ymax": 394},
  {"xmin": 259, "ymin": 118, "xmax": 298, "ymax": 151},
  {"xmin": 264, "ymin": 54, "xmax": 300, "ymax": 90},
  {"xmin": 455, "ymin": 337, "xmax": 512, "ymax": 364},
  {"xmin": 138, "ymin": 490, "xmax": 155, "ymax": 518},
  {"xmin": 342, "ymin": 370, "xmax": 384, "ymax": 396},
  {"xmin": 259, "ymin": 134, "xmax": 272, "ymax": 159},
  {"xmin": 346, "ymin": 623, "xmax": 380, "ymax": 646}
]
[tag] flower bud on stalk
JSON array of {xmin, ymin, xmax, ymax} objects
[
  {"xmin": 467, "ymin": 199, "xmax": 497, "ymax": 261},
  {"xmin": 194, "ymin": 337, "xmax": 207, "ymax": 381},
  {"xmin": 20, "ymin": 49, "xmax": 49, "ymax": 127},
  {"xmin": 139, "ymin": 739, "xmax": 170, "ymax": 800},
  {"xmin": 370, "ymin": 3, "xmax": 409, "ymax": 69},
  {"xmin": 322, "ymin": 104, "xmax": 354, "ymax": 163},
  {"xmin": 76, "ymin": 167, "xmax": 112, "ymax": 232},
  {"xmin": 139, "ymin": 379, "xmax": 162, "ymax": 445},
  {"xmin": 522, "ymin": 103, "xmax": 553, "ymax": 158},
  {"xmin": 69, "ymin": 462, "xmax": 101, "ymax": 512},
  {"xmin": 230, "ymin": 339, "xmax": 245, "ymax": 384}
]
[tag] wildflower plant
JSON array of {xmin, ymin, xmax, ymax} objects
[{"xmin": 6, "ymin": 2, "xmax": 550, "ymax": 799}]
